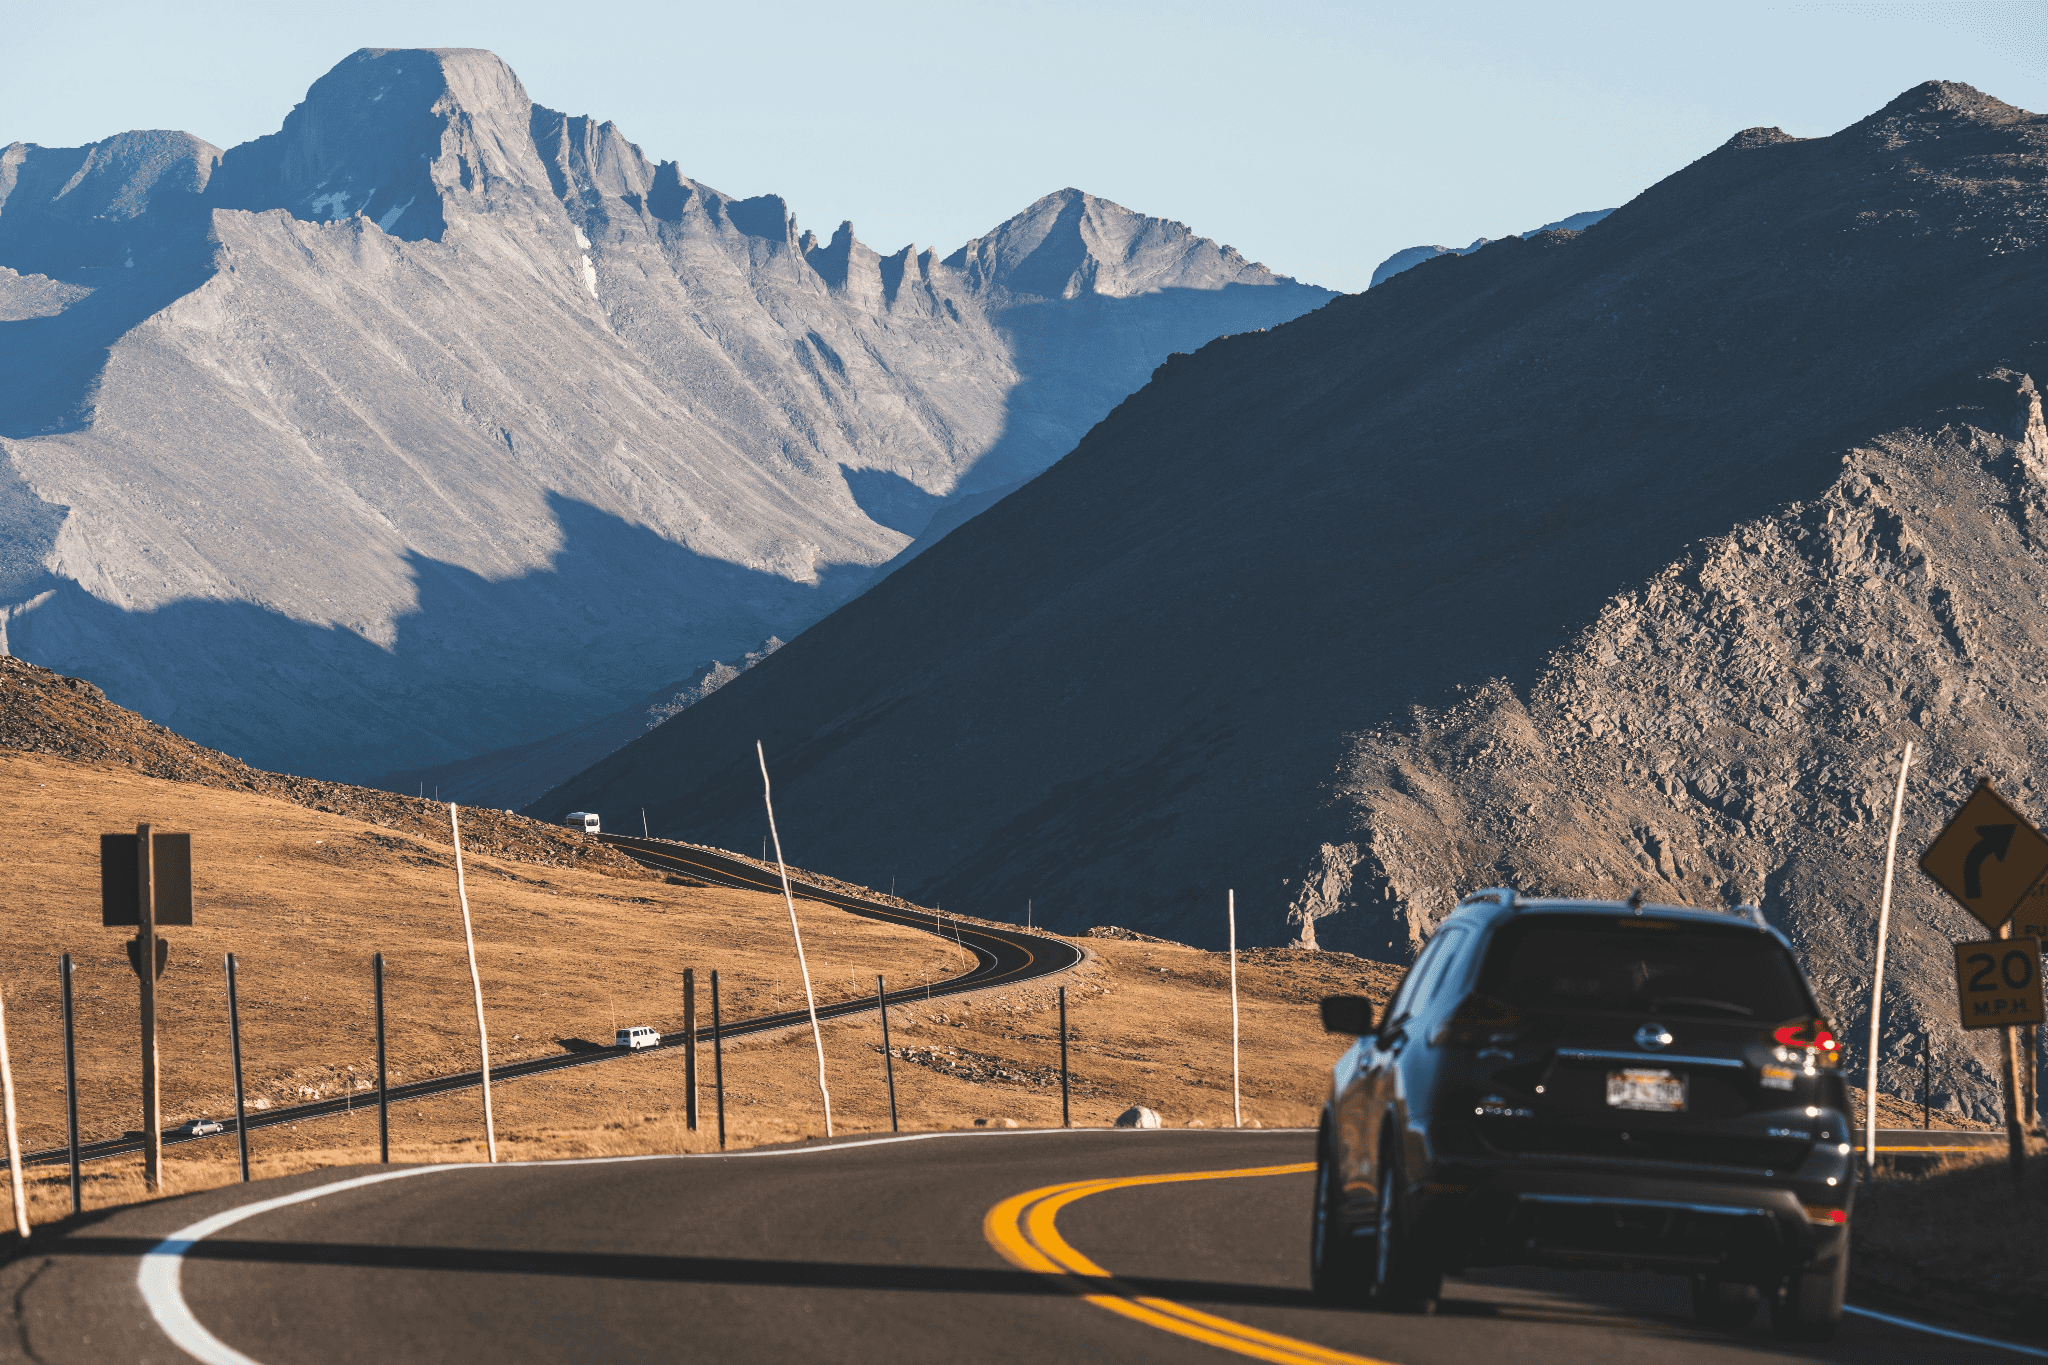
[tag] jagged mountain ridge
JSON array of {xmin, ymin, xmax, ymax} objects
[
  {"xmin": 0, "ymin": 47, "xmax": 1332, "ymax": 781},
  {"xmin": 537, "ymin": 81, "xmax": 2048, "ymax": 1119}
]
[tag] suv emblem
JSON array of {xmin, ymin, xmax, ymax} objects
[{"xmin": 1635, "ymin": 1023, "xmax": 1674, "ymax": 1051}]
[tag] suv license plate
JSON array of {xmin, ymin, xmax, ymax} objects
[{"xmin": 1607, "ymin": 1068, "xmax": 1687, "ymax": 1112}]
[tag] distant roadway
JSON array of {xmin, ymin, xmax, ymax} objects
[
  {"xmin": 11, "ymin": 1130, "xmax": 2030, "ymax": 1363},
  {"xmin": 17, "ymin": 835, "xmax": 1081, "ymax": 1171}
]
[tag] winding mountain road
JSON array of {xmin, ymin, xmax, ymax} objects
[
  {"xmin": 14, "ymin": 836, "xmax": 1081, "ymax": 1171},
  {"xmin": 6, "ymin": 1130, "xmax": 2028, "ymax": 1364}
]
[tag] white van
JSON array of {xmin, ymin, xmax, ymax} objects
[
  {"xmin": 616, "ymin": 1026, "xmax": 660, "ymax": 1050},
  {"xmin": 565, "ymin": 811, "xmax": 600, "ymax": 835}
]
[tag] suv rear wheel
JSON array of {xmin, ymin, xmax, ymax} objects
[
  {"xmin": 1690, "ymin": 1275, "xmax": 1760, "ymax": 1330},
  {"xmin": 1309, "ymin": 1136, "xmax": 1369, "ymax": 1307},
  {"xmin": 1770, "ymin": 1250, "xmax": 1847, "ymax": 1342},
  {"xmin": 1370, "ymin": 1131, "xmax": 1440, "ymax": 1313}
]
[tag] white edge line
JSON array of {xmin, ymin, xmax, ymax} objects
[
  {"xmin": 1844, "ymin": 1305, "xmax": 2048, "ymax": 1359},
  {"xmin": 140, "ymin": 1164, "xmax": 459, "ymax": 1365},
  {"xmin": 139, "ymin": 1128, "xmax": 1313, "ymax": 1362}
]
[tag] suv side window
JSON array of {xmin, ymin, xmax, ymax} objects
[
  {"xmin": 1412, "ymin": 927, "xmax": 1470, "ymax": 1015},
  {"xmin": 1381, "ymin": 927, "xmax": 1459, "ymax": 1033}
]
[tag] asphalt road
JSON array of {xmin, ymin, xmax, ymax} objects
[
  {"xmin": 4, "ymin": 1130, "xmax": 2031, "ymax": 1364},
  {"xmin": 17, "ymin": 838, "xmax": 1080, "ymax": 1172}
]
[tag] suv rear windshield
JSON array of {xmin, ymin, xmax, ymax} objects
[{"xmin": 1477, "ymin": 915, "xmax": 1812, "ymax": 1022}]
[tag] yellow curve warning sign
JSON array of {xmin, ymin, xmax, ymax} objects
[
  {"xmin": 1919, "ymin": 781, "xmax": 2048, "ymax": 932},
  {"xmin": 1953, "ymin": 937, "xmax": 2045, "ymax": 1030}
]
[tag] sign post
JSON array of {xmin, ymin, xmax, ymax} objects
[
  {"xmin": 1922, "ymin": 780, "xmax": 2048, "ymax": 1187},
  {"xmin": 1864, "ymin": 742, "xmax": 1913, "ymax": 1180},
  {"xmin": 225, "ymin": 954, "xmax": 249, "ymax": 1183},
  {"xmin": 60, "ymin": 955, "xmax": 80, "ymax": 1215},
  {"xmin": 101, "ymin": 823, "xmax": 192, "ymax": 1194},
  {"xmin": 684, "ymin": 968, "xmax": 698, "ymax": 1134},
  {"xmin": 137, "ymin": 824, "xmax": 160, "ymax": 1190}
]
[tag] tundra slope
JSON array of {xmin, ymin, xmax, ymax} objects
[
  {"xmin": 0, "ymin": 48, "xmax": 1330, "ymax": 784},
  {"xmin": 543, "ymin": 82, "xmax": 2048, "ymax": 1119}
]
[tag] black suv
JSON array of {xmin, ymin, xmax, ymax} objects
[{"xmin": 1312, "ymin": 890, "xmax": 1854, "ymax": 1342}]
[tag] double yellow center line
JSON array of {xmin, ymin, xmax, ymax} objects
[{"xmin": 982, "ymin": 1162, "xmax": 1395, "ymax": 1365}]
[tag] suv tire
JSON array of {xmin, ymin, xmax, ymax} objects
[
  {"xmin": 1690, "ymin": 1275, "xmax": 1760, "ymax": 1330},
  {"xmin": 1370, "ymin": 1131, "xmax": 1441, "ymax": 1313},
  {"xmin": 1309, "ymin": 1136, "xmax": 1369, "ymax": 1307},
  {"xmin": 1770, "ymin": 1250, "xmax": 1847, "ymax": 1342}
]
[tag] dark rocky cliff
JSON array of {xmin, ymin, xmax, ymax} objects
[{"xmin": 540, "ymin": 82, "xmax": 2048, "ymax": 1119}]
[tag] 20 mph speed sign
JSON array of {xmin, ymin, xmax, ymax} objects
[{"xmin": 1953, "ymin": 937, "xmax": 2045, "ymax": 1030}]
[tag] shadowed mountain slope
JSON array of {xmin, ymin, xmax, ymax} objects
[
  {"xmin": 539, "ymin": 82, "xmax": 2048, "ymax": 1119},
  {"xmin": 0, "ymin": 49, "xmax": 1331, "ymax": 782}
]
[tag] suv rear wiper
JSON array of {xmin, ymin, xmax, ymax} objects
[{"xmin": 1646, "ymin": 996, "xmax": 1754, "ymax": 1018}]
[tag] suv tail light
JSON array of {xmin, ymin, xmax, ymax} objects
[
  {"xmin": 1769, "ymin": 1018, "xmax": 1843, "ymax": 1069},
  {"xmin": 1431, "ymin": 994, "xmax": 1529, "ymax": 1049}
]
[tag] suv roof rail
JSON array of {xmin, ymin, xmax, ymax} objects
[{"xmin": 1457, "ymin": 886, "xmax": 1521, "ymax": 910}]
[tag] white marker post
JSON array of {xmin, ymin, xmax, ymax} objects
[
  {"xmin": 0, "ymin": 985, "xmax": 26, "ymax": 1237},
  {"xmin": 758, "ymin": 742, "xmax": 833, "ymax": 1137},
  {"xmin": 1866, "ymin": 741, "xmax": 1914, "ymax": 1179},
  {"xmin": 449, "ymin": 804, "xmax": 497, "ymax": 1163},
  {"xmin": 1229, "ymin": 889, "xmax": 1242, "ymax": 1130}
]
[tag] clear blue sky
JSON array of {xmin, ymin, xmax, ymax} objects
[{"xmin": 5, "ymin": 1, "xmax": 2045, "ymax": 293}]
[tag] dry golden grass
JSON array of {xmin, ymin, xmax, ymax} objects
[
  {"xmin": 0, "ymin": 752, "xmax": 1396, "ymax": 1227},
  {"xmin": 1853, "ymin": 1138, "xmax": 2048, "ymax": 1340},
  {"xmin": 1849, "ymin": 1082, "xmax": 1998, "ymax": 1131}
]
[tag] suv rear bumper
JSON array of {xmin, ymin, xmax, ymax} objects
[{"xmin": 1419, "ymin": 1164, "xmax": 1847, "ymax": 1278}]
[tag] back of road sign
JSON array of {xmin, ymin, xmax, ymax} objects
[
  {"xmin": 1918, "ymin": 781, "xmax": 2048, "ymax": 932},
  {"xmin": 100, "ymin": 833, "xmax": 193, "ymax": 926},
  {"xmin": 1953, "ymin": 937, "xmax": 2045, "ymax": 1029}
]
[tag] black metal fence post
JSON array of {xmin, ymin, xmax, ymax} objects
[
  {"xmin": 710, "ymin": 970, "xmax": 726, "ymax": 1151},
  {"xmin": 684, "ymin": 968, "xmax": 698, "ymax": 1134},
  {"xmin": 877, "ymin": 976, "xmax": 898, "ymax": 1133},
  {"xmin": 225, "ymin": 953, "xmax": 250, "ymax": 1182},
  {"xmin": 60, "ymin": 954, "xmax": 79, "ymax": 1214},
  {"xmin": 1059, "ymin": 985, "xmax": 1071, "ymax": 1128},
  {"xmin": 374, "ymin": 953, "xmax": 389, "ymax": 1163}
]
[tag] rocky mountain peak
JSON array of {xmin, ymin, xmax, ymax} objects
[
  {"xmin": 0, "ymin": 129, "xmax": 219, "ymax": 273},
  {"xmin": 1845, "ymin": 79, "xmax": 2034, "ymax": 156},
  {"xmin": 529, "ymin": 108, "xmax": 655, "ymax": 217},
  {"xmin": 805, "ymin": 219, "xmax": 884, "ymax": 292},
  {"xmin": 0, "ymin": 48, "xmax": 1333, "ymax": 786},
  {"xmin": 205, "ymin": 47, "xmax": 547, "ymax": 241},
  {"xmin": 944, "ymin": 187, "xmax": 1287, "ymax": 301},
  {"xmin": 1875, "ymin": 78, "xmax": 2025, "ymax": 125}
]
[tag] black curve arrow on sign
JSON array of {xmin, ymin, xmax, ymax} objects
[{"xmin": 1964, "ymin": 823, "xmax": 2017, "ymax": 899}]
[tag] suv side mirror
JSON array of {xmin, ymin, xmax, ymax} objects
[{"xmin": 1320, "ymin": 995, "xmax": 1376, "ymax": 1036}]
